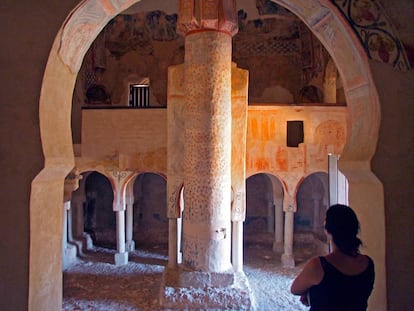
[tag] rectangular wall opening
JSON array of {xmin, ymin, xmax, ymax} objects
[
  {"xmin": 129, "ymin": 84, "xmax": 150, "ymax": 107},
  {"xmin": 287, "ymin": 120, "xmax": 304, "ymax": 147}
]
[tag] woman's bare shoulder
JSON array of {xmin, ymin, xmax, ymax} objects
[
  {"xmin": 303, "ymin": 256, "xmax": 324, "ymax": 282},
  {"xmin": 307, "ymin": 256, "xmax": 323, "ymax": 270},
  {"xmin": 358, "ymin": 254, "xmax": 374, "ymax": 269},
  {"xmin": 291, "ymin": 256, "xmax": 324, "ymax": 295}
]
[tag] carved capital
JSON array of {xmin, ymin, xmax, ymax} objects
[
  {"xmin": 64, "ymin": 171, "xmax": 83, "ymax": 202},
  {"xmin": 108, "ymin": 170, "xmax": 135, "ymax": 211},
  {"xmin": 283, "ymin": 194, "xmax": 297, "ymax": 212},
  {"xmin": 177, "ymin": 0, "xmax": 238, "ymax": 36}
]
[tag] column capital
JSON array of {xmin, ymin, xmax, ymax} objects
[
  {"xmin": 64, "ymin": 171, "xmax": 83, "ymax": 202},
  {"xmin": 283, "ymin": 194, "xmax": 297, "ymax": 212},
  {"xmin": 107, "ymin": 170, "xmax": 135, "ymax": 211},
  {"xmin": 177, "ymin": 0, "xmax": 238, "ymax": 36}
]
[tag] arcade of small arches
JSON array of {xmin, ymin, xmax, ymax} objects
[{"xmin": 62, "ymin": 168, "xmax": 333, "ymax": 270}]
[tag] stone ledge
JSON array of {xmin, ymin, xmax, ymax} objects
[
  {"xmin": 163, "ymin": 266, "xmax": 235, "ymax": 288},
  {"xmin": 159, "ymin": 267, "xmax": 255, "ymax": 310}
]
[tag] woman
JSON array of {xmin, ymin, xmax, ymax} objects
[{"xmin": 291, "ymin": 204, "xmax": 375, "ymax": 311}]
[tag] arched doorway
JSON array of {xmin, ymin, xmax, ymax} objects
[
  {"xmin": 296, "ymin": 173, "xmax": 328, "ymax": 236},
  {"xmin": 30, "ymin": 0, "xmax": 385, "ymax": 310},
  {"xmin": 245, "ymin": 173, "xmax": 274, "ymax": 243},
  {"xmin": 83, "ymin": 171, "xmax": 116, "ymax": 247},
  {"xmin": 295, "ymin": 172, "xmax": 329, "ymax": 258},
  {"xmin": 244, "ymin": 172, "xmax": 285, "ymax": 269},
  {"xmin": 133, "ymin": 173, "xmax": 168, "ymax": 246},
  {"xmin": 245, "ymin": 173, "xmax": 284, "ymax": 250}
]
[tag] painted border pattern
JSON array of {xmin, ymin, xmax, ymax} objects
[{"xmin": 331, "ymin": 0, "xmax": 411, "ymax": 71}]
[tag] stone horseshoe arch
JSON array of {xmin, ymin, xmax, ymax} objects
[{"xmin": 30, "ymin": 0, "xmax": 385, "ymax": 310}]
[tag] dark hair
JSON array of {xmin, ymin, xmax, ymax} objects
[{"xmin": 325, "ymin": 204, "xmax": 362, "ymax": 257}]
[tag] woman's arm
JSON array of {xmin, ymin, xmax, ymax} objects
[{"xmin": 291, "ymin": 256, "xmax": 324, "ymax": 295}]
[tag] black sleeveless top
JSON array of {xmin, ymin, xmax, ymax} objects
[{"xmin": 309, "ymin": 256, "xmax": 375, "ymax": 311}]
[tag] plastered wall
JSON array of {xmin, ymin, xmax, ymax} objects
[{"xmin": 79, "ymin": 105, "xmax": 346, "ymax": 207}]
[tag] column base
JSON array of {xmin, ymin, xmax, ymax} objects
[
  {"xmin": 159, "ymin": 266, "xmax": 255, "ymax": 310},
  {"xmin": 281, "ymin": 253, "xmax": 295, "ymax": 268},
  {"xmin": 62, "ymin": 245, "xmax": 77, "ymax": 270},
  {"xmin": 82, "ymin": 232, "xmax": 94, "ymax": 251},
  {"xmin": 125, "ymin": 240, "xmax": 135, "ymax": 252},
  {"xmin": 114, "ymin": 252, "xmax": 129, "ymax": 266},
  {"xmin": 272, "ymin": 241, "xmax": 284, "ymax": 253},
  {"xmin": 69, "ymin": 239, "xmax": 84, "ymax": 256}
]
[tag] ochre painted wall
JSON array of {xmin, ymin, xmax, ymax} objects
[{"xmin": 79, "ymin": 106, "xmax": 345, "ymax": 180}]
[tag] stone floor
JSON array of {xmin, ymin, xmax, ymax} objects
[{"xmin": 63, "ymin": 236, "xmax": 318, "ymax": 310}]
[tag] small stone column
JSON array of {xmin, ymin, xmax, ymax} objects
[
  {"xmin": 67, "ymin": 205, "xmax": 74, "ymax": 242},
  {"xmin": 125, "ymin": 186, "xmax": 135, "ymax": 252},
  {"xmin": 110, "ymin": 170, "xmax": 134, "ymax": 265},
  {"xmin": 62, "ymin": 201, "xmax": 70, "ymax": 256},
  {"xmin": 115, "ymin": 210, "xmax": 128, "ymax": 265},
  {"xmin": 177, "ymin": 215, "xmax": 183, "ymax": 264},
  {"xmin": 125, "ymin": 203, "xmax": 135, "ymax": 252},
  {"xmin": 62, "ymin": 172, "xmax": 81, "ymax": 269},
  {"xmin": 62, "ymin": 200, "xmax": 77, "ymax": 269},
  {"xmin": 67, "ymin": 197, "xmax": 86, "ymax": 256},
  {"xmin": 232, "ymin": 220, "xmax": 243, "ymax": 272},
  {"xmin": 273, "ymin": 203, "xmax": 284, "ymax": 252},
  {"xmin": 281, "ymin": 205, "xmax": 295, "ymax": 268},
  {"xmin": 328, "ymin": 154, "xmax": 339, "ymax": 206},
  {"xmin": 167, "ymin": 198, "xmax": 183, "ymax": 267},
  {"xmin": 64, "ymin": 173, "xmax": 82, "ymax": 240}
]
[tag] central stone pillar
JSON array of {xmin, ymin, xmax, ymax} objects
[
  {"xmin": 182, "ymin": 30, "xmax": 232, "ymax": 274},
  {"xmin": 161, "ymin": 1, "xmax": 254, "ymax": 309},
  {"xmin": 180, "ymin": 0, "xmax": 238, "ymax": 277}
]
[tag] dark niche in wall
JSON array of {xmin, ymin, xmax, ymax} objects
[
  {"xmin": 86, "ymin": 84, "xmax": 111, "ymax": 105},
  {"xmin": 287, "ymin": 120, "xmax": 304, "ymax": 147},
  {"xmin": 84, "ymin": 172, "xmax": 116, "ymax": 247}
]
